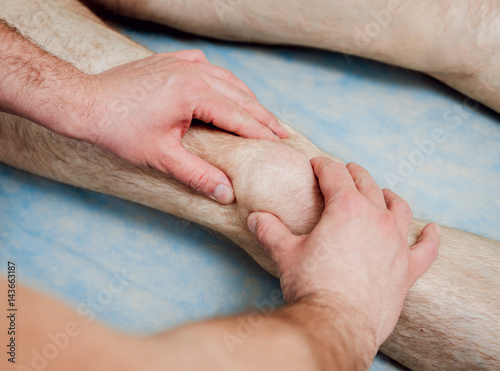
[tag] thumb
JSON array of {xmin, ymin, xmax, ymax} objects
[
  {"xmin": 409, "ymin": 223, "xmax": 441, "ymax": 285},
  {"xmin": 247, "ymin": 212, "xmax": 297, "ymax": 267},
  {"xmin": 158, "ymin": 141, "xmax": 235, "ymax": 204}
]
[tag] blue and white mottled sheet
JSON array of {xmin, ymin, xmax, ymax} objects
[{"xmin": 1, "ymin": 16, "xmax": 499, "ymax": 371}]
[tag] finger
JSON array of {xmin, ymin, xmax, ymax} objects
[
  {"xmin": 193, "ymin": 93, "xmax": 281, "ymax": 141},
  {"xmin": 154, "ymin": 139, "xmax": 235, "ymax": 204},
  {"xmin": 196, "ymin": 63, "xmax": 258, "ymax": 99},
  {"xmin": 247, "ymin": 212, "xmax": 298, "ymax": 269},
  {"xmin": 311, "ymin": 157, "xmax": 356, "ymax": 210},
  {"xmin": 346, "ymin": 162, "xmax": 386, "ymax": 208},
  {"xmin": 408, "ymin": 223, "xmax": 440, "ymax": 285},
  {"xmin": 167, "ymin": 49, "xmax": 210, "ymax": 64},
  {"xmin": 383, "ymin": 188, "xmax": 413, "ymax": 235},
  {"xmin": 202, "ymin": 74, "xmax": 288, "ymax": 138}
]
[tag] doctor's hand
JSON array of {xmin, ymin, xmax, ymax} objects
[
  {"xmin": 248, "ymin": 158, "xmax": 440, "ymax": 346},
  {"xmin": 82, "ymin": 50, "xmax": 287, "ymax": 203}
]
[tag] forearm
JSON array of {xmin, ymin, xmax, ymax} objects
[
  {"xmin": 146, "ymin": 293, "xmax": 376, "ymax": 371},
  {"xmin": 4, "ymin": 104, "xmax": 500, "ymax": 370},
  {"xmin": 0, "ymin": 279, "xmax": 373, "ymax": 371},
  {"xmin": 0, "ymin": 20, "xmax": 91, "ymax": 141},
  {"xmin": 0, "ymin": 278, "xmax": 130, "ymax": 371},
  {"xmin": 1, "ymin": 1, "xmax": 499, "ymax": 369},
  {"xmin": 272, "ymin": 294, "xmax": 377, "ymax": 370}
]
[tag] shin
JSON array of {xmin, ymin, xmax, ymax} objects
[{"xmin": 1, "ymin": 1, "xmax": 499, "ymax": 369}]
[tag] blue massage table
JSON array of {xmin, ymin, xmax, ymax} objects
[{"xmin": 1, "ymin": 15, "xmax": 499, "ymax": 370}]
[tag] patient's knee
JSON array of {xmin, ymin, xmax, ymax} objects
[
  {"xmin": 183, "ymin": 125, "xmax": 324, "ymax": 235},
  {"xmin": 231, "ymin": 141, "xmax": 324, "ymax": 235}
]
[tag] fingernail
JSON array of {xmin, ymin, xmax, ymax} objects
[
  {"xmin": 435, "ymin": 224, "xmax": 441, "ymax": 234},
  {"xmin": 248, "ymin": 214, "xmax": 258, "ymax": 235},
  {"xmin": 212, "ymin": 184, "xmax": 234, "ymax": 204}
]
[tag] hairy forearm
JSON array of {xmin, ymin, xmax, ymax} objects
[
  {"xmin": 1, "ymin": 1, "xmax": 499, "ymax": 369},
  {"xmin": 145, "ymin": 293, "xmax": 376, "ymax": 371},
  {"xmin": 0, "ymin": 20, "xmax": 91, "ymax": 141},
  {"xmin": 274, "ymin": 294, "xmax": 377, "ymax": 370},
  {"xmin": 3, "ymin": 104, "xmax": 499, "ymax": 370},
  {"xmin": 0, "ymin": 278, "xmax": 372, "ymax": 371},
  {"xmin": 3, "ymin": 113, "xmax": 499, "ymax": 369}
]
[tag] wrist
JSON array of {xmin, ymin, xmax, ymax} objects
[
  {"xmin": 62, "ymin": 72, "xmax": 103, "ymax": 144},
  {"xmin": 33, "ymin": 67, "xmax": 98, "ymax": 141},
  {"xmin": 280, "ymin": 292, "xmax": 378, "ymax": 371},
  {"xmin": 22, "ymin": 63, "xmax": 103, "ymax": 146}
]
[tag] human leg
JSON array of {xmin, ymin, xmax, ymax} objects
[
  {"xmin": 91, "ymin": 0, "xmax": 500, "ymax": 114},
  {"xmin": 1, "ymin": 1, "xmax": 499, "ymax": 369}
]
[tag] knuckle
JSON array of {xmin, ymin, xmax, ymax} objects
[
  {"xmin": 159, "ymin": 52, "xmax": 175, "ymax": 61},
  {"xmin": 393, "ymin": 199, "xmax": 413, "ymax": 219},
  {"xmin": 187, "ymin": 170, "xmax": 212, "ymax": 193},
  {"xmin": 315, "ymin": 159, "xmax": 338, "ymax": 178},
  {"xmin": 346, "ymin": 162, "xmax": 361, "ymax": 173},
  {"xmin": 220, "ymin": 67, "xmax": 235, "ymax": 80},
  {"xmin": 346, "ymin": 162, "xmax": 356, "ymax": 170},
  {"xmin": 354, "ymin": 175, "xmax": 373, "ymax": 190},
  {"xmin": 324, "ymin": 160, "xmax": 344, "ymax": 173},
  {"xmin": 338, "ymin": 190, "xmax": 366, "ymax": 213},
  {"xmin": 178, "ymin": 75, "xmax": 207, "ymax": 96},
  {"xmin": 191, "ymin": 49, "xmax": 206, "ymax": 60},
  {"xmin": 154, "ymin": 153, "xmax": 174, "ymax": 173},
  {"xmin": 256, "ymin": 221, "xmax": 271, "ymax": 244},
  {"xmin": 214, "ymin": 66, "xmax": 239, "ymax": 85},
  {"xmin": 379, "ymin": 212, "xmax": 398, "ymax": 233},
  {"xmin": 240, "ymin": 91, "xmax": 254, "ymax": 105},
  {"xmin": 232, "ymin": 106, "xmax": 247, "ymax": 124},
  {"xmin": 172, "ymin": 58, "xmax": 194, "ymax": 70},
  {"xmin": 403, "ymin": 203, "xmax": 413, "ymax": 220}
]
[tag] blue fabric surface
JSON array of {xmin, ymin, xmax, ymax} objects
[{"xmin": 1, "ymin": 16, "xmax": 499, "ymax": 370}]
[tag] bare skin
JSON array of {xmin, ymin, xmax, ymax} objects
[
  {"xmin": 1, "ymin": 0, "xmax": 499, "ymax": 369},
  {"xmin": 1, "ymin": 159, "xmax": 440, "ymax": 371},
  {"xmin": 0, "ymin": 9, "xmax": 288, "ymax": 205},
  {"xmin": 93, "ymin": 0, "xmax": 500, "ymax": 114}
]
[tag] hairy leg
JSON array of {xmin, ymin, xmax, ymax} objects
[
  {"xmin": 0, "ymin": 0, "xmax": 329, "ymax": 273},
  {"xmin": 1, "ymin": 0, "xmax": 499, "ymax": 369},
  {"xmin": 93, "ymin": 0, "xmax": 500, "ymax": 114}
]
